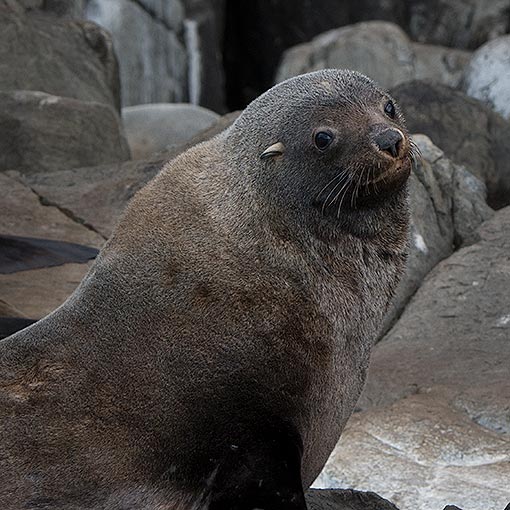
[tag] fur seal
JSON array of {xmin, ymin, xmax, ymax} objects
[{"xmin": 0, "ymin": 69, "xmax": 412, "ymax": 510}]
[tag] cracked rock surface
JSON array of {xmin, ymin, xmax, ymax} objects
[{"xmin": 315, "ymin": 207, "xmax": 510, "ymax": 510}]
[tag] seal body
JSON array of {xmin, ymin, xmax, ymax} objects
[{"xmin": 0, "ymin": 70, "xmax": 411, "ymax": 509}]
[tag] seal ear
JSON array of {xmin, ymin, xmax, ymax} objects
[{"xmin": 260, "ymin": 142, "xmax": 285, "ymax": 160}]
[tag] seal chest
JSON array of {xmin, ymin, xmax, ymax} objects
[{"xmin": 0, "ymin": 69, "xmax": 411, "ymax": 510}]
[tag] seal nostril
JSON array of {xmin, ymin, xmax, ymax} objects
[{"xmin": 374, "ymin": 129, "xmax": 403, "ymax": 158}]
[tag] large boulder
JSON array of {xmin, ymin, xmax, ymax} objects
[
  {"xmin": 315, "ymin": 207, "xmax": 510, "ymax": 510},
  {"xmin": 382, "ymin": 134, "xmax": 493, "ymax": 332},
  {"xmin": 86, "ymin": 0, "xmax": 188, "ymax": 107},
  {"xmin": 406, "ymin": 0, "xmax": 510, "ymax": 50},
  {"xmin": 461, "ymin": 35, "xmax": 510, "ymax": 121},
  {"xmin": 0, "ymin": 90, "xmax": 130, "ymax": 175},
  {"xmin": 0, "ymin": 3, "xmax": 120, "ymax": 108},
  {"xmin": 122, "ymin": 103, "xmax": 219, "ymax": 160},
  {"xmin": 391, "ymin": 81, "xmax": 510, "ymax": 209},
  {"xmin": 276, "ymin": 22, "xmax": 471, "ymax": 90}
]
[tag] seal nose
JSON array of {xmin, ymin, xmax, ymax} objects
[{"xmin": 374, "ymin": 129, "xmax": 403, "ymax": 158}]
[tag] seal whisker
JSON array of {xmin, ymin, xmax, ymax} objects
[{"xmin": 322, "ymin": 172, "xmax": 350, "ymax": 214}]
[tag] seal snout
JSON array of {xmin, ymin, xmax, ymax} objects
[{"xmin": 371, "ymin": 127, "xmax": 404, "ymax": 159}]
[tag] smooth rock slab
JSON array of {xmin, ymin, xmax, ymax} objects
[
  {"xmin": 306, "ymin": 489, "xmax": 399, "ymax": 510},
  {"xmin": 462, "ymin": 35, "xmax": 510, "ymax": 121},
  {"xmin": 0, "ymin": 91, "xmax": 130, "ymax": 175},
  {"xmin": 122, "ymin": 103, "xmax": 219, "ymax": 160},
  {"xmin": 0, "ymin": 4, "xmax": 120, "ymax": 108}
]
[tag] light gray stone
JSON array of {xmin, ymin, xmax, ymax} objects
[
  {"xmin": 122, "ymin": 103, "xmax": 219, "ymax": 159},
  {"xmin": 382, "ymin": 134, "xmax": 493, "ymax": 332},
  {"xmin": 276, "ymin": 21, "xmax": 471, "ymax": 91},
  {"xmin": 0, "ymin": 91, "xmax": 130, "ymax": 175},
  {"xmin": 0, "ymin": 5, "xmax": 120, "ymax": 108},
  {"xmin": 462, "ymin": 35, "xmax": 510, "ymax": 121},
  {"xmin": 276, "ymin": 22, "xmax": 415, "ymax": 91},
  {"xmin": 86, "ymin": 0, "xmax": 188, "ymax": 106},
  {"xmin": 407, "ymin": 0, "xmax": 510, "ymax": 50}
]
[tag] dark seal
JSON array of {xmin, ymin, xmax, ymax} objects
[{"xmin": 0, "ymin": 70, "xmax": 412, "ymax": 510}]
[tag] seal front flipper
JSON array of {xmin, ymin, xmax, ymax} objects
[{"xmin": 207, "ymin": 421, "xmax": 307, "ymax": 510}]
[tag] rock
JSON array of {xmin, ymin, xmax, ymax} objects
[
  {"xmin": 462, "ymin": 35, "xmax": 510, "ymax": 121},
  {"xmin": 305, "ymin": 489, "xmax": 399, "ymax": 509},
  {"xmin": 0, "ymin": 173, "xmax": 104, "ymax": 247},
  {"xmin": 0, "ymin": 318, "xmax": 37, "ymax": 340},
  {"xmin": 1, "ymin": 262, "xmax": 95, "ymax": 319},
  {"xmin": 0, "ymin": 299, "xmax": 24, "ymax": 318},
  {"xmin": 276, "ymin": 22, "xmax": 414, "ymax": 91},
  {"xmin": 391, "ymin": 81, "xmax": 510, "ymax": 209},
  {"xmin": 0, "ymin": 173, "xmax": 103, "ymax": 318},
  {"xmin": 122, "ymin": 103, "xmax": 219, "ymax": 159},
  {"xmin": 19, "ymin": 159, "xmax": 166, "ymax": 238},
  {"xmin": 20, "ymin": 111, "xmax": 238, "ymax": 238},
  {"xmin": 86, "ymin": 0, "xmax": 188, "ymax": 106},
  {"xmin": 412, "ymin": 43, "xmax": 471, "ymax": 88},
  {"xmin": 0, "ymin": 5, "xmax": 120, "ymax": 108},
  {"xmin": 0, "ymin": 90, "xmax": 130, "ymax": 175},
  {"xmin": 183, "ymin": 0, "xmax": 226, "ymax": 112},
  {"xmin": 382, "ymin": 134, "xmax": 493, "ymax": 332},
  {"xmin": 316, "ymin": 208, "xmax": 510, "ymax": 510},
  {"xmin": 406, "ymin": 0, "xmax": 510, "ymax": 50},
  {"xmin": 276, "ymin": 21, "xmax": 471, "ymax": 91}
]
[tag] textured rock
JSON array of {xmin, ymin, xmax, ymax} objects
[
  {"xmin": 276, "ymin": 22, "xmax": 414, "ymax": 91},
  {"xmin": 183, "ymin": 0, "xmax": 226, "ymax": 112},
  {"xmin": 305, "ymin": 489, "xmax": 399, "ymax": 510},
  {"xmin": 315, "ymin": 208, "xmax": 510, "ymax": 510},
  {"xmin": 0, "ymin": 91, "xmax": 130, "ymax": 175},
  {"xmin": 0, "ymin": 173, "xmax": 103, "ymax": 247},
  {"xmin": 122, "ymin": 103, "xmax": 219, "ymax": 159},
  {"xmin": 382, "ymin": 134, "xmax": 493, "ymax": 331},
  {"xmin": 0, "ymin": 173, "xmax": 103, "ymax": 318},
  {"xmin": 21, "ymin": 112, "xmax": 239, "ymax": 238},
  {"xmin": 462, "ymin": 35, "xmax": 510, "ymax": 121},
  {"xmin": 276, "ymin": 22, "xmax": 471, "ymax": 90},
  {"xmin": 406, "ymin": 0, "xmax": 510, "ymax": 50},
  {"xmin": 412, "ymin": 43, "xmax": 471, "ymax": 88},
  {"xmin": 86, "ymin": 0, "xmax": 188, "ymax": 106},
  {"xmin": 391, "ymin": 81, "xmax": 510, "ymax": 209},
  {"xmin": 0, "ymin": 5, "xmax": 120, "ymax": 108}
]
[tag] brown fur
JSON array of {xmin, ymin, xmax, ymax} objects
[{"xmin": 0, "ymin": 70, "xmax": 411, "ymax": 509}]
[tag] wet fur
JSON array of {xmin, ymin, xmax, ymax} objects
[{"xmin": 0, "ymin": 70, "xmax": 410, "ymax": 509}]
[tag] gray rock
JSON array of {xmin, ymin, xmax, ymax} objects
[
  {"xmin": 183, "ymin": 0, "xmax": 226, "ymax": 112},
  {"xmin": 20, "ymin": 111, "xmax": 238, "ymax": 238},
  {"xmin": 391, "ymin": 81, "xmax": 510, "ymax": 209},
  {"xmin": 0, "ymin": 172, "xmax": 103, "ymax": 318},
  {"xmin": 305, "ymin": 489, "xmax": 399, "ymax": 510},
  {"xmin": 135, "ymin": 0, "xmax": 184, "ymax": 30},
  {"xmin": 276, "ymin": 22, "xmax": 415, "ymax": 91},
  {"xmin": 382, "ymin": 134, "xmax": 493, "ymax": 332},
  {"xmin": 406, "ymin": 0, "xmax": 510, "ymax": 50},
  {"xmin": 122, "ymin": 103, "xmax": 219, "ymax": 160},
  {"xmin": 462, "ymin": 35, "xmax": 510, "ymax": 121},
  {"xmin": 316, "ymin": 209, "xmax": 510, "ymax": 510},
  {"xmin": 276, "ymin": 21, "xmax": 471, "ymax": 91},
  {"xmin": 0, "ymin": 90, "xmax": 130, "ymax": 175},
  {"xmin": 412, "ymin": 43, "xmax": 471, "ymax": 88},
  {"xmin": 0, "ymin": 5, "xmax": 120, "ymax": 108},
  {"xmin": 86, "ymin": 0, "xmax": 188, "ymax": 107}
]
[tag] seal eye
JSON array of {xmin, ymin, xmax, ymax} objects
[
  {"xmin": 384, "ymin": 100, "xmax": 396, "ymax": 119},
  {"xmin": 314, "ymin": 131, "xmax": 334, "ymax": 151}
]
